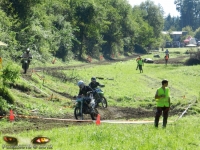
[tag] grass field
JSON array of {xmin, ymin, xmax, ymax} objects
[
  {"xmin": 1, "ymin": 47, "xmax": 200, "ymax": 149},
  {"xmin": 1, "ymin": 115, "xmax": 200, "ymax": 150}
]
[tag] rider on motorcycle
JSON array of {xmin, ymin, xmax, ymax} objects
[
  {"xmin": 77, "ymin": 80, "xmax": 94, "ymax": 105},
  {"xmin": 21, "ymin": 48, "xmax": 33, "ymax": 60},
  {"xmin": 89, "ymin": 77, "xmax": 102, "ymax": 89},
  {"xmin": 89, "ymin": 77, "xmax": 105, "ymax": 107},
  {"xmin": 20, "ymin": 48, "xmax": 33, "ymax": 73}
]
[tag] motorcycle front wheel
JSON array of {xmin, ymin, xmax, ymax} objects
[
  {"xmin": 23, "ymin": 63, "xmax": 28, "ymax": 74},
  {"xmin": 101, "ymin": 97, "xmax": 107, "ymax": 108},
  {"xmin": 90, "ymin": 108, "xmax": 99, "ymax": 120},
  {"xmin": 74, "ymin": 107, "xmax": 83, "ymax": 120}
]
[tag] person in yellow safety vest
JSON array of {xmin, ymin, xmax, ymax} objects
[
  {"xmin": 137, "ymin": 57, "xmax": 144, "ymax": 73},
  {"xmin": 164, "ymin": 54, "xmax": 169, "ymax": 65},
  {"xmin": 154, "ymin": 79, "xmax": 171, "ymax": 128}
]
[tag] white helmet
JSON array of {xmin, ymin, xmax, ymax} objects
[
  {"xmin": 26, "ymin": 48, "xmax": 30, "ymax": 52},
  {"xmin": 77, "ymin": 80, "xmax": 84, "ymax": 88}
]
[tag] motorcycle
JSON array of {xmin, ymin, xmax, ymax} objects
[
  {"xmin": 21, "ymin": 57, "xmax": 32, "ymax": 74},
  {"xmin": 93, "ymin": 85, "xmax": 108, "ymax": 108},
  {"xmin": 74, "ymin": 93, "xmax": 99, "ymax": 120}
]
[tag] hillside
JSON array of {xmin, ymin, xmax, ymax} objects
[{"xmin": 1, "ymin": 48, "xmax": 200, "ymax": 134}]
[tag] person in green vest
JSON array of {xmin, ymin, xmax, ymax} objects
[
  {"xmin": 137, "ymin": 57, "xmax": 144, "ymax": 73},
  {"xmin": 154, "ymin": 79, "xmax": 170, "ymax": 128},
  {"xmin": 135, "ymin": 55, "xmax": 141, "ymax": 70}
]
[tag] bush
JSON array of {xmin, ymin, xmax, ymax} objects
[
  {"xmin": 184, "ymin": 58, "xmax": 200, "ymax": 66},
  {"xmin": 0, "ymin": 62, "xmax": 20, "ymax": 86},
  {"xmin": 0, "ymin": 96, "xmax": 11, "ymax": 116},
  {"xmin": 134, "ymin": 44, "xmax": 147, "ymax": 54},
  {"xmin": 0, "ymin": 87, "xmax": 15, "ymax": 104}
]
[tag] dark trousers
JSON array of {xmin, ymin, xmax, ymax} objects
[
  {"xmin": 165, "ymin": 59, "xmax": 168, "ymax": 65},
  {"xmin": 154, "ymin": 106, "xmax": 169, "ymax": 127},
  {"xmin": 138, "ymin": 65, "xmax": 143, "ymax": 73}
]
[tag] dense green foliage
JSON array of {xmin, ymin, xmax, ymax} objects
[
  {"xmin": 175, "ymin": 0, "xmax": 200, "ymax": 30},
  {"xmin": 0, "ymin": 0, "xmax": 165, "ymax": 62}
]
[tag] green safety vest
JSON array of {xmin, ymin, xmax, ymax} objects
[
  {"xmin": 138, "ymin": 59, "xmax": 143, "ymax": 65},
  {"xmin": 156, "ymin": 87, "xmax": 170, "ymax": 107}
]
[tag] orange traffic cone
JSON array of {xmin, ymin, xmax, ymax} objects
[
  {"xmin": 9, "ymin": 110, "xmax": 14, "ymax": 121},
  {"xmin": 96, "ymin": 114, "xmax": 101, "ymax": 125}
]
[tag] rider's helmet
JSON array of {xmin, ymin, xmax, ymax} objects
[
  {"xmin": 91, "ymin": 77, "xmax": 96, "ymax": 82},
  {"xmin": 77, "ymin": 80, "xmax": 84, "ymax": 89},
  {"xmin": 26, "ymin": 48, "xmax": 30, "ymax": 53}
]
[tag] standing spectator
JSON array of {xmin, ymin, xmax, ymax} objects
[
  {"xmin": 137, "ymin": 57, "xmax": 144, "ymax": 73},
  {"xmin": 154, "ymin": 79, "xmax": 171, "ymax": 128}
]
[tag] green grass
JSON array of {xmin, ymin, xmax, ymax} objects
[
  {"xmin": 63, "ymin": 59, "xmax": 200, "ymax": 109},
  {"xmin": 1, "ymin": 115, "xmax": 200, "ymax": 150},
  {"xmin": 1, "ymin": 47, "xmax": 200, "ymax": 149},
  {"xmin": 2, "ymin": 47, "xmax": 199, "ymax": 116}
]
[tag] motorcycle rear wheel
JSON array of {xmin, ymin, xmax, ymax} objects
[{"xmin": 90, "ymin": 108, "xmax": 99, "ymax": 120}]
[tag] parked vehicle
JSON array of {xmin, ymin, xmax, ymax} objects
[
  {"xmin": 93, "ymin": 85, "xmax": 108, "ymax": 108},
  {"xmin": 197, "ymin": 41, "xmax": 200, "ymax": 46},
  {"xmin": 143, "ymin": 58, "xmax": 154, "ymax": 63},
  {"xmin": 74, "ymin": 93, "xmax": 99, "ymax": 120}
]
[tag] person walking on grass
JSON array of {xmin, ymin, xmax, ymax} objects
[
  {"xmin": 164, "ymin": 54, "xmax": 169, "ymax": 65},
  {"xmin": 137, "ymin": 57, "xmax": 144, "ymax": 73},
  {"xmin": 135, "ymin": 55, "xmax": 141, "ymax": 70},
  {"xmin": 154, "ymin": 79, "xmax": 171, "ymax": 128}
]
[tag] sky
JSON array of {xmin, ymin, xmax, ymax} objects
[{"xmin": 127, "ymin": 0, "xmax": 180, "ymax": 17}]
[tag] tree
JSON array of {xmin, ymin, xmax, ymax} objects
[
  {"xmin": 0, "ymin": 0, "xmax": 42, "ymax": 20},
  {"xmin": 139, "ymin": 0, "xmax": 164, "ymax": 38},
  {"xmin": 164, "ymin": 14, "xmax": 180, "ymax": 31},
  {"xmin": 181, "ymin": 26, "xmax": 194, "ymax": 41},
  {"xmin": 175, "ymin": 0, "xmax": 200, "ymax": 30},
  {"xmin": 194, "ymin": 27, "xmax": 200, "ymax": 40}
]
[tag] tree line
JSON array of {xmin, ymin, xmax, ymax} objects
[
  {"xmin": 0, "ymin": 0, "xmax": 199, "ymax": 62},
  {"xmin": 164, "ymin": 0, "xmax": 200, "ymax": 41}
]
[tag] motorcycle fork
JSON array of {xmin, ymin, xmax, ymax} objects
[{"xmin": 80, "ymin": 100, "xmax": 83, "ymax": 120}]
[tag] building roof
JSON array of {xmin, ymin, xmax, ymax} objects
[{"xmin": 161, "ymin": 31, "xmax": 187, "ymax": 35}]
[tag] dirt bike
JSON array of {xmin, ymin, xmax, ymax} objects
[
  {"xmin": 74, "ymin": 93, "xmax": 99, "ymax": 120},
  {"xmin": 93, "ymin": 85, "xmax": 108, "ymax": 108},
  {"xmin": 21, "ymin": 57, "xmax": 32, "ymax": 74}
]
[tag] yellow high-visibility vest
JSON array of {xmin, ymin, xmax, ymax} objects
[{"xmin": 155, "ymin": 87, "xmax": 170, "ymax": 107}]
